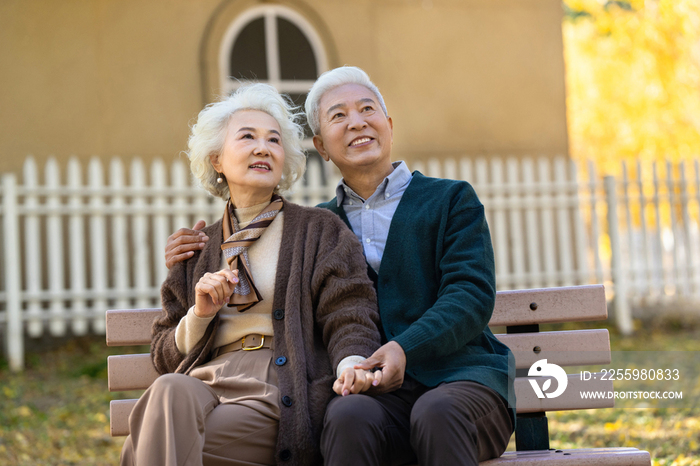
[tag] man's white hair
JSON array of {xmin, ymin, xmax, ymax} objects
[
  {"xmin": 187, "ymin": 83, "xmax": 306, "ymax": 199},
  {"xmin": 305, "ymin": 66, "xmax": 388, "ymax": 135}
]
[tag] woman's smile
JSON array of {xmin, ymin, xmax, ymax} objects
[{"xmin": 249, "ymin": 161, "xmax": 272, "ymax": 171}]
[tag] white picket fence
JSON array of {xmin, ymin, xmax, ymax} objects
[
  {"xmin": 1, "ymin": 155, "xmax": 699, "ymax": 370},
  {"xmin": 413, "ymin": 158, "xmax": 590, "ymax": 290},
  {"xmin": 0, "ymin": 155, "xmax": 339, "ymax": 370},
  {"xmin": 593, "ymin": 159, "xmax": 700, "ymax": 306},
  {"xmin": 414, "ymin": 157, "xmax": 700, "ymax": 330}
]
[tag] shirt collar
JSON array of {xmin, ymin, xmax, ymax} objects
[{"xmin": 335, "ymin": 161, "xmax": 412, "ymax": 207}]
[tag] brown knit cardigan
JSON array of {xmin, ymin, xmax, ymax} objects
[{"xmin": 152, "ymin": 199, "xmax": 381, "ymax": 465}]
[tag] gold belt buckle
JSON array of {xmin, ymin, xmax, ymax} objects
[{"xmin": 242, "ymin": 335, "xmax": 264, "ymax": 351}]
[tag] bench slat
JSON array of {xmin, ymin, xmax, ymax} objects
[
  {"xmin": 109, "ymin": 373, "xmax": 614, "ymax": 436},
  {"xmin": 108, "ymin": 354, "xmax": 160, "ymax": 392},
  {"xmin": 481, "ymin": 448, "xmax": 651, "ymax": 465},
  {"xmin": 105, "ymin": 286, "xmax": 609, "ymax": 347},
  {"xmin": 514, "ymin": 373, "xmax": 613, "ymax": 414},
  {"xmin": 106, "ymin": 308, "xmax": 161, "ymax": 346},
  {"xmin": 110, "ymin": 399, "xmax": 137, "ymax": 436},
  {"xmin": 107, "ymin": 330, "xmax": 612, "ymax": 392},
  {"xmin": 496, "ymin": 329, "xmax": 611, "ymax": 369},
  {"xmin": 490, "ymin": 285, "xmax": 607, "ymax": 327}
]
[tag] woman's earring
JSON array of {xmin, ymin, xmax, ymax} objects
[{"xmin": 217, "ymin": 173, "xmax": 224, "ymax": 184}]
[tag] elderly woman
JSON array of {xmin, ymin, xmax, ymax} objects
[{"xmin": 120, "ymin": 83, "xmax": 382, "ymax": 466}]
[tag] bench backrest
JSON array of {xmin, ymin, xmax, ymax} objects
[{"xmin": 106, "ymin": 284, "xmax": 613, "ymax": 439}]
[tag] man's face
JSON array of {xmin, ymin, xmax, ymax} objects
[{"xmin": 312, "ymin": 83, "xmax": 393, "ymax": 174}]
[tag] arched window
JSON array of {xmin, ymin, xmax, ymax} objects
[{"xmin": 219, "ymin": 5, "xmax": 328, "ymax": 145}]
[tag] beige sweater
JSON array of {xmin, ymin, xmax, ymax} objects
[{"xmin": 175, "ymin": 201, "xmax": 281, "ymax": 354}]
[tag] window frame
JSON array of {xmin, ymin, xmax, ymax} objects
[{"xmin": 218, "ymin": 5, "xmax": 328, "ymax": 96}]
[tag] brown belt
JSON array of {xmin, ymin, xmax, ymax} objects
[{"xmin": 217, "ymin": 334, "xmax": 273, "ymax": 356}]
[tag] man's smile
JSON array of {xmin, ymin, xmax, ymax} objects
[{"xmin": 349, "ymin": 137, "xmax": 373, "ymax": 147}]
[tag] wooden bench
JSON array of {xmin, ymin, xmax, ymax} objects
[{"xmin": 106, "ymin": 284, "xmax": 651, "ymax": 465}]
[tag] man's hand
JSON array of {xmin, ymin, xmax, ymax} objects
[
  {"xmin": 194, "ymin": 269, "xmax": 238, "ymax": 318},
  {"xmin": 333, "ymin": 367, "xmax": 381, "ymax": 396},
  {"xmin": 354, "ymin": 341, "xmax": 406, "ymax": 394},
  {"xmin": 165, "ymin": 220, "xmax": 208, "ymax": 269}
]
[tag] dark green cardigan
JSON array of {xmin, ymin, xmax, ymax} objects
[{"xmin": 318, "ymin": 172, "xmax": 516, "ymax": 414}]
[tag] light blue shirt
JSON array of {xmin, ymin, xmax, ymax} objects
[{"xmin": 336, "ymin": 161, "xmax": 413, "ymax": 273}]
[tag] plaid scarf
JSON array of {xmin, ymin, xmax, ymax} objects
[{"xmin": 220, "ymin": 195, "xmax": 283, "ymax": 312}]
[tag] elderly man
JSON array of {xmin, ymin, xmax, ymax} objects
[{"xmin": 165, "ymin": 66, "xmax": 514, "ymax": 466}]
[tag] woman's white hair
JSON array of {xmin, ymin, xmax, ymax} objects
[
  {"xmin": 187, "ymin": 83, "xmax": 306, "ymax": 199},
  {"xmin": 304, "ymin": 66, "xmax": 388, "ymax": 135}
]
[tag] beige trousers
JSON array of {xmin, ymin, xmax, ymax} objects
[{"xmin": 120, "ymin": 348, "xmax": 280, "ymax": 466}]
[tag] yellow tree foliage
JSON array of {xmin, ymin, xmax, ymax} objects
[{"xmin": 564, "ymin": 0, "xmax": 700, "ymax": 176}]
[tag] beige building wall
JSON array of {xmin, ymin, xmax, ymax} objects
[{"xmin": 0, "ymin": 0, "xmax": 568, "ymax": 174}]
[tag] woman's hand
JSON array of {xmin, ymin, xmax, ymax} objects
[
  {"xmin": 333, "ymin": 367, "xmax": 382, "ymax": 397},
  {"xmin": 194, "ymin": 269, "xmax": 239, "ymax": 318}
]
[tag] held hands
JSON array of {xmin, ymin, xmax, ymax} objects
[
  {"xmin": 194, "ymin": 269, "xmax": 239, "ymax": 318},
  {"xmin": 333, "ymin": 341, "xmax": 406, "ymax": 397},
  {"xmin": 333, "ymin": 367, "xmax": 382, "ymax": 397},
  {"xmin": 165, "ymin": 220, "xmax": 209, "ymax": 269},
  {"xmin": 353, "ymin": 341, "xmax": 407, "ymax": 395}
]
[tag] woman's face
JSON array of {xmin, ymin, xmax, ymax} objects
[{"xmin": 212, "ymin": 110, "xmax": 285, "ymax": 204}]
